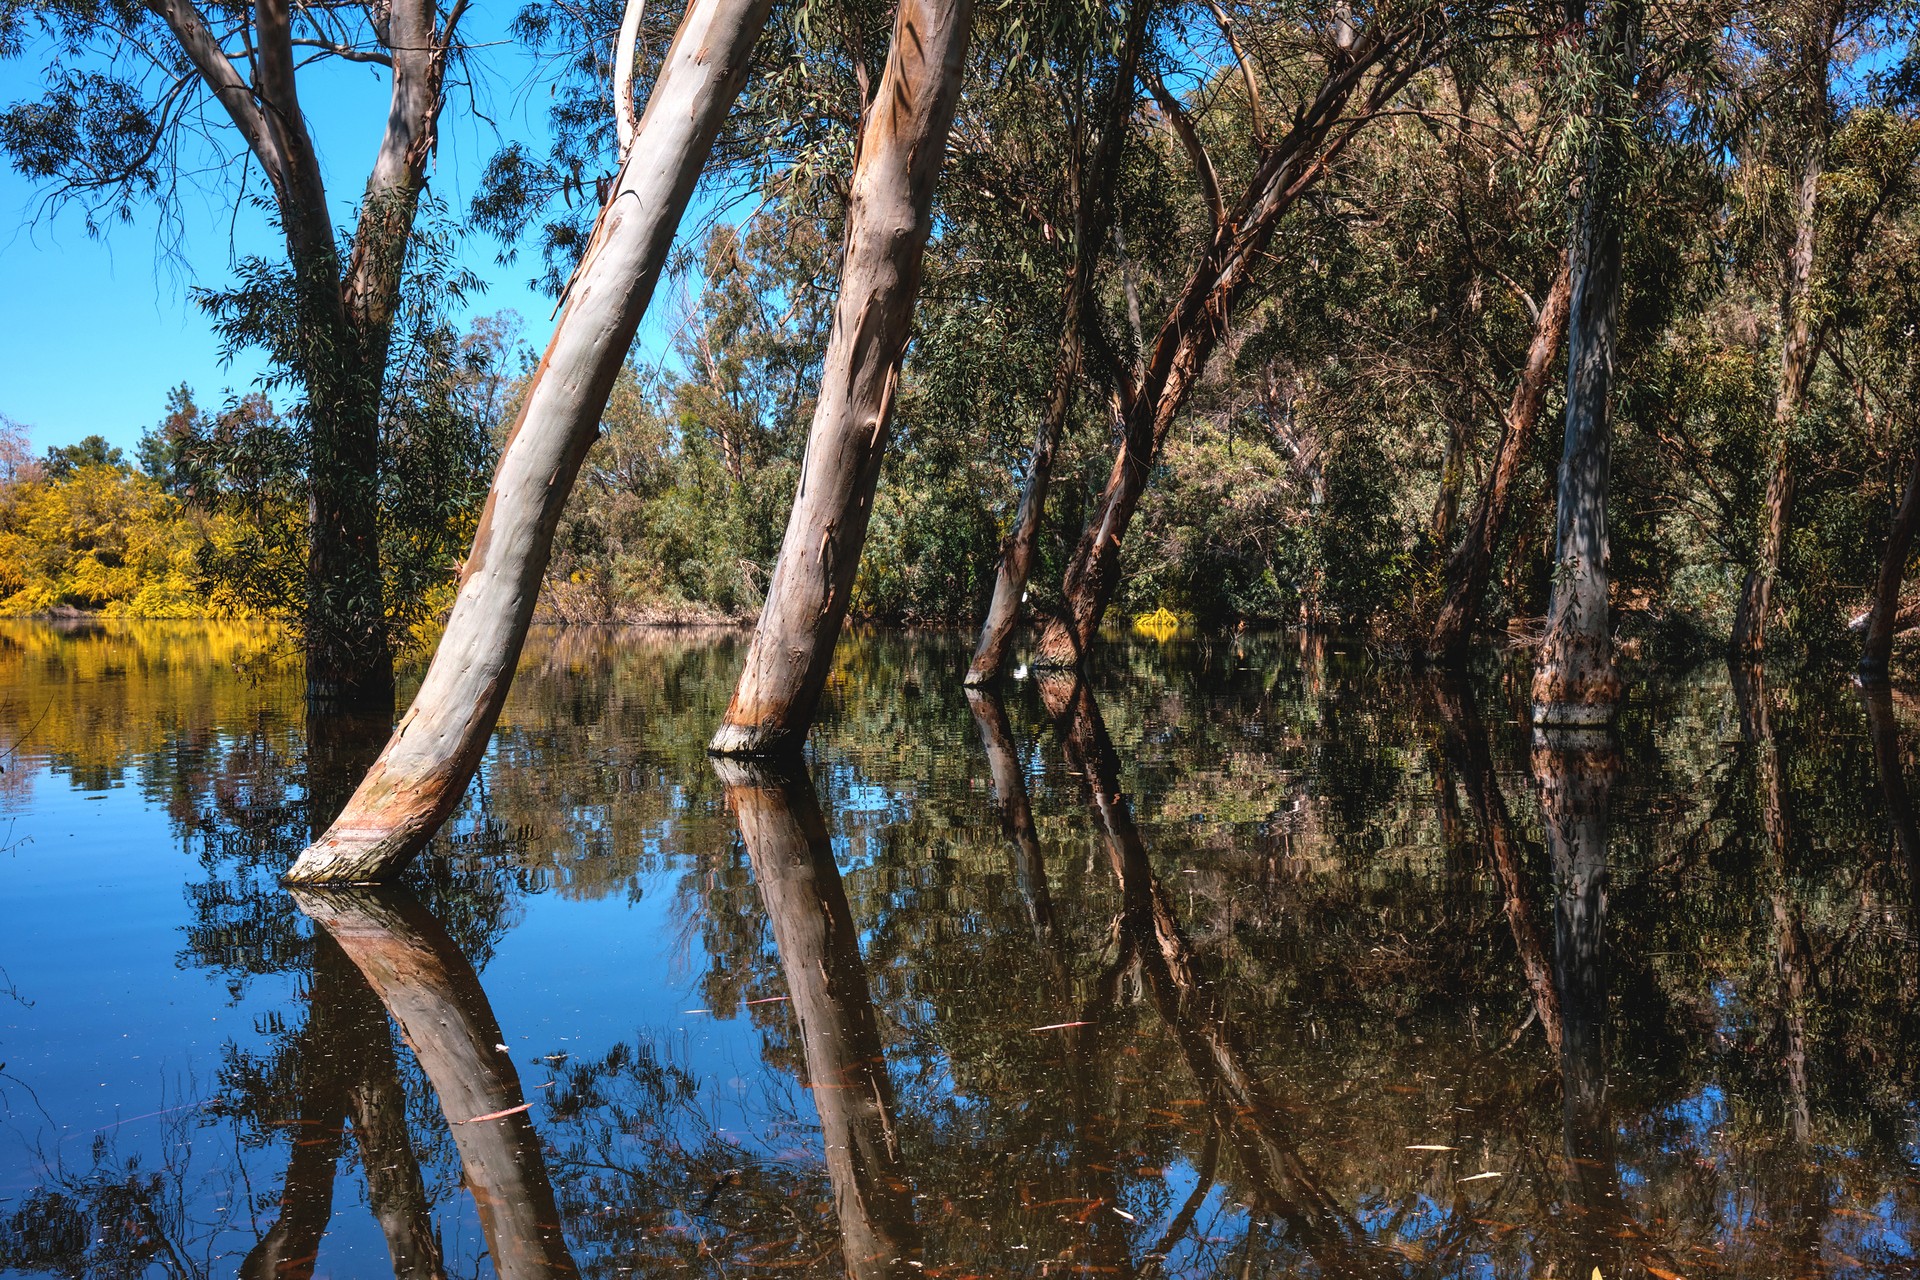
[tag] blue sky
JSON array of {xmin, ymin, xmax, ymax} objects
[{"xmin": 0, "ymin": 23, "xmax": 696, "ymax": 457}]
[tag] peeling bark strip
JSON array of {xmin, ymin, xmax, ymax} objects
[
  {"xmin": 294, "ymin": 888, "xmax": 581, "ymax": 1280},
  {"xmin": 1429, "ymin": 255, "xmax": 1572, "ymax": 664},
  {"xmin": 708, "ymin": 0, "xmax": 975, "ymax": 756},
  {"xmin": 714, "ymin": 758, "xmax": 921, "ymax": 1278},
  {"xmin": 284, "ymin": 0, "xmax": 775, "ymax": 882},
  {"xmin": 964, "ymin": 2, "xmax": 1147, "ymax": 687},
  {"xmin": 1035, "ymin": 21, "xmax": 1438, "ymax": 667},
  {"xmin": 1531, "ymin": 0, "xmax": 1637, "ymax": 726}
]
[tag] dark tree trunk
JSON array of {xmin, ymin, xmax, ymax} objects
[
  {"xmin": 294, "ymin": 888, "xmax": 582, "ymax": 1280},
  {"xmin": 1861, "ymin": 686, "xmax": 1920, "ymax": 925},
  {"xmin": 708, "ymin": 0, "xmax": 975, "ymax": 755},
  {"xmin": 964, "ymin": 4, "xmax": 1146, "ymax": 686},
  {"xmin": 1861, "ymin": 448, "xmax": 1920, "ymax": 685},
  {"xmin": 714, "ymin": 757, "xmax": 922, "ymax": 1279},
  {"xmin": 964, "ymin": 688, "xmax": 1056, "ymax": 944},
  {"xmin": 1430, "ymin": 256, "xmax": 1572, "ymax": 665},
  {"xmin": 1731, "ymin": 665, "xmax": 1814, "ymax": 1142}
]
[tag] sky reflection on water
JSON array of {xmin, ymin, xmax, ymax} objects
[{"xmin": 2, "ymin": 619, "xmax": 1920, "ymax": 1278}]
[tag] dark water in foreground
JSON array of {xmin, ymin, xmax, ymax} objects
[{"xmin": 4, "ymin": 622, "xmax": 1920, "ymax": 1279}]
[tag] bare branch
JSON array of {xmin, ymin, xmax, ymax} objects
[
  {"xmin": 612, "ymin": 0, "xmax": 646, "ymax": 156},
  {"xmin": 289, "ymin": 37, "xmax": 395, "ymax": 64},
  {"xmin": 1202, "ymin": 0, "xmax": 1265, "ymax": 144}
]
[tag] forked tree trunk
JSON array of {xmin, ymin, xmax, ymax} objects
[
  {"xmin": 1429, "ymin": 256, "xmax": 1572, "ymax": 665},
  {"xmin": 1730, "ymin": 58, "xmax": 1830, "ymax": 662},
  {"xmin": 295, "ymin": 887, "xmax": 581, "ymax": 1280},
  {"xmin": 1530, "ymin": 0, "xmax": 1636, "ymax": 726},
  {"xmin": 285, "ymin": 0, "xmax": 775, "ymax": 882},
  {"xmin": 964, "ymin": 6, "xmax": 1145, "ymax": 686},
  {"xmin": 1860, "ymin": 448, "xmax": 1920, "ymax": 685},
  {"xmin": 1033, "ymin": 31, "xmax": 1430, "ymax": 666},
  {"xmin": 708, "ymin": 0, "xmax": 974, "ymax": 755},
  {"xmin": 714, "ymin": 757, "xmax": 922, "ymax": 1278}
]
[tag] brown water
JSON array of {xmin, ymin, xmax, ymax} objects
[{"xmin": 2, "ymin": 619, "xmax": 1919, "ymax": 1279}]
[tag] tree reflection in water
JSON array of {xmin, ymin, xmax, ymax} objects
[{"xmin": 7, "ymin": 623, "xmax": 1920, "ymax": 1277}]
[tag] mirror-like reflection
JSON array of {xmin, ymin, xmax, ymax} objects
[{"xmin": 9, "ymin": 620, "xmax": 1920, "ymax": 1278}]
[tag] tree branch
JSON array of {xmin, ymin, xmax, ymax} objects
[
  {"xmin": 1147, "ymin": 69, "xmax": 1223, "ymax": 229},
  {"xmin": 612, "ymin": 0, "xmax": 647, "ymax": 157}
]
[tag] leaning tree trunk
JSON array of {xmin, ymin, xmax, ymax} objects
[
  {"xmin": 1531, "ymin": 0, "xmax": 1637, "ymax": 727},
  {"xmin": 964, "ymin": 3, "xmax": 1145, "ymax": 687},
  {"xmin": 286, "ymin": 0, "xmax": 776, "ymax": 882},
  {"xmin": 715, "ymin": 757, "xmax": 922, "ymax": 1278},
  {"xmin": 1032, "ymin": 32, "xmax": 1429, "ymax": 666},
  {"xmin": 1860, "ymin": 447, "xmax": 1920, "ymax": 685},
  {"xmin": 1731, "ymin": 55, "xmax": 1829, "ymax": 662},
  {"xmin": 1429, "ymin": 256, "xmax": 1572, "ymax": 665},
  {"xmin": 296, "ymin": 887, "xmax": 581, "ymax": 1280},
  {"xmin": 708, "ymin": 0, "xmax": 974, "ymax": 755}
]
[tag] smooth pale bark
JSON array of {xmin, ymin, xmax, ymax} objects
[
  {"xmin": 294, "ymin": 888, "xmax": 581, "ymax": 1280},
  {"xmin": 1034, "ymin": 33, "xmax": 1429, "ymax": 666},
  {"xmin": 1057, "ymin": 682, "xmax": 1382, "ymax": 1277},
  {"xmin": 1531, "ymin": 725, "xmax": 1633, "ymax": 1278},
  {"xmin": 1430, "ymin": 256, "xmax": 1573, "ymax": 664},
  {"xmin": 964, "ymin": 5, "xmax": 1144, "ymax": 687},
  {"xmin": 714, "ymin": 758, "xmax": 921, "ymax": 1279},
  {"xmin": 1731, "ymin": 74, "xmax": 1830, "ymax": 662},
  {"xmin": 1431, "ymin": 682, "xmax": 1563, "ymax": 1054},
  {"xmin": 285, "ymin": 0, "xmax": 776, "ymax": 882},
  {"xmin": 709, "ymin": 0, "xmax": 974, "ymax": 755},
  {"xmin": 1860, "ymin": 448, "xmax": 1920, "ymax": 685}
]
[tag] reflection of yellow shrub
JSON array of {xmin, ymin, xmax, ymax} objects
[
  {"xmin": 0, "ymin": 466, "xmax": 244, "ymax": 618},
  {"xmin": 1132, "ymin": 606, "xmax": 1183, "ymax": 642}
]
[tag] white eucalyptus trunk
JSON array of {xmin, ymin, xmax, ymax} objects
[
  {"xmin": 708, "ymin": 0, "xmax": 975, "ymax": 755},
  {"xmin": 286, "ymin": 0, "xmax": 774, "ymax": 881}
]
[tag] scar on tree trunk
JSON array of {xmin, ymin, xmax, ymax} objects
[
  {"xmin": 284, "ymin": 0, "xmax": 776, "ymax": 883},
  {"xmin": 1429, "ymin": 255, "xmax": 1571, "ymax": 666},
  {"xmin": 964, "ymin": 1, "xmax": 1146, "ymax": 687},
  {"xmin": 709, "ymin": 0, "xmax": 975, "ymax": 756}
]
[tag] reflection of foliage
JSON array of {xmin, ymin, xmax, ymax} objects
[{"xmin": 10, "ymin": 625, "xmax": 1920, "ymax": 1276}]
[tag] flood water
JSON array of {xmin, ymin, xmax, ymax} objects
[{"xmin": 4, "ymin": 620, "xmax": 1920, "ymax": 1279}]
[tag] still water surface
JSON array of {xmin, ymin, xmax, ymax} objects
[{"xmin": 3, "ymin": 620, "xmax": 1919, "ymax": 1278}]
